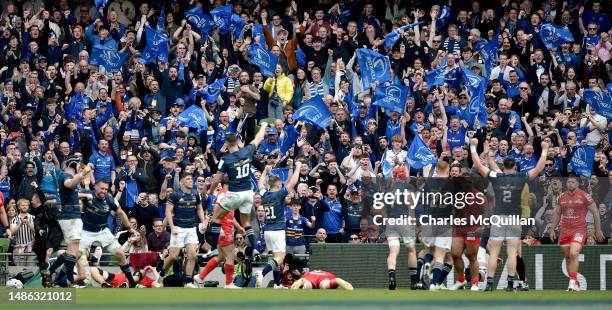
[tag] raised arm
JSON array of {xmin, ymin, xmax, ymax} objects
[
  {"xmin": 527, "ymin": 141, "xmax": 549, "ymax": 180},
  {"xmin": 250, "ymin": 121, "xmax": 269, "ymax": 147},
  {"xmin": 470, "ymin": 138, "xmax": 490, "ymax": 177},
  {"xmin": 259, "ymin": 165, "xmax": 271, "ymax": 191},
  {"xmin": 286, "ymin": 161, "xmax": 303, "ymax": 193}
]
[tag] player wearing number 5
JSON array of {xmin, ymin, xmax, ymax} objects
[
  {"xmin": 470, "ymin": 139, "xmax": 548, "ymax": 291},
  {"xmin": 208, "ymin": 123, "xmax": 269, "ymax": 257},
  {"xmin": 257, "ymin": 161, "xmax": 302, "ymax": 288}
]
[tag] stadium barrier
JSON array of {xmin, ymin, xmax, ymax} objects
[{"xmin": 309, "ymin": 244, "xmax": 612, "ymax": 290}]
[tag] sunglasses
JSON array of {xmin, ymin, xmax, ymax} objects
[
  {"xmin": 433, "ymin": 40, "xmax": 441, "ymax": 43},
  {"xmin": 546, "ymin": 163, "xmax": 554, "ymax": 167},
  {"xmin": 350, "ymin": 237, "xmax": 359, "ymax": 240}
]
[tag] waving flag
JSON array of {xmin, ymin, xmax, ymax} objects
[
  {"xmin": 248, "ymin": 44, "xmax": 278, "ymax": 77},
  {"xmin": 356, "ymin": 48, "xmax": 392, "ymax": 90},
  {"xmin": 279, "ymin": 124, "xmax": 299, "ymax": 157},
  {"xmin": 157, "ymin": 7, "xmax": 165, "ymax": 33},
  {"xmin": 383, "ymin": 22, "xmax": 425, "ymax": 50},
  {"xmin": 569, "ymin": 145, "xmax": 595, "ymax": 177},
  {"xmin": 94, "ymin": 0, "xmax": 108, "ymax": 11},
  {"xmin": 583, "ymin": 89, "xmax": 612, "ymax": 120},
  {"xmin": 211, "ymin": 4, "xmax": 233, "ymax": 34},
  {"xmin": 185, "ymin": 7, "xmax": 215, "ymax": 36},
  {"xmin": 90, "ymin": 45, "xmax": 128, "ymax": 73},
  {"xmin": 539, "ymin": 23, "xmax": 574, "ymax": 50},
  {"xmin": 406, "ymin": 134, "xmax": 438, "ymax": 169},
  {"xmin": 269, "ymin": 168, "xmax": 290, "ymax": 183},
  {"xmin": 140, "ymin": 26, "xmax": 169, "ymax": 64},
  {"xmin": 198, "ymin": 77, "xmax": 228, "ymax": 103},
  {"xmin": 425, "ymin": 65, "xmax": 447, "ymax": 91},
  {"xmin": 479, "ymin": 34, "xmax": 499, "ymax": 77},
  {"xmin": 439, "ymin": 5, "xmax": 451, "ymax": 21},
  {"xmin": 296, "ymin": 46, "xmax": 306, "ymax": 67},
  {"xmin": 293, "ymin": 96, "xmax": 332, "ymax": 129},
  {"xmin": 251, "ymin": 24, "xmax": 267, "ymax": 48},
  {"xmin": 461, "ymin": 68, "xmax": 488, "ymax": 129},
  {"xmin": 230, "ymin": 14, "xmax": 246, "ymax": 38},
  {"xmin": 373, "ymin": 84, "xmax": 408, "ymax": 114},
  {"xmin": 177, "ymin": 105, "xmax": 208, "ymax": 132},
  {"xmin": 65, "ymin": 92, "xmax": 86, "ymax": 121}
]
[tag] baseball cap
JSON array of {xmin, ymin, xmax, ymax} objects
[
  {"xmin": 358, "ymin": 103, "xmax": 368, "ymax": 109},
  {"xmin": 21, "ymin": 102, "xmax": 36, "ymax": 111},
  {"xmin": 36, "ymin": 55, "xmax": 47, "ymax": 63},
  {"xmin": 266, "ymin": 127, "xmax": 278, "ymax": 135},
  {"xmin": 172, "ymin": 98, "xmax": 185, "ymax": 106}
]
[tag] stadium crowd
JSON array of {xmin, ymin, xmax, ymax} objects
[{"xmin": 0, "ymin": 0, "xmax": 611, "ymax": 288}]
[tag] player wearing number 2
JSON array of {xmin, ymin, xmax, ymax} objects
[
  {"xmin": 470, "ymin": 139, "xmax": 548, "ymax": 291},
  {"xmin": 258, "ymin": 161, "xmax": 302, "ymax": 288},
  {"xmin": 208, "ymin": 123, "xmax": 269, "ymax": 256}
]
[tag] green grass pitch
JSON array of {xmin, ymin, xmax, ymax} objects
[{"xmin": 3, "ymin": 289, "xmax": 612, "ymax": 310}]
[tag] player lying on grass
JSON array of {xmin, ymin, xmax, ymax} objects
[
  {"xmin": 89, "ymin": 266, "xmax": 162, "ymax": 288},
  {"xmin": 290, "ymin": 270, "xmax": 353, "ymax": 290}
]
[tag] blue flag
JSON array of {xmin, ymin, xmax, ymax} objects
[
  {"xmin": 439, "ymin": 5, "xmax": 451, "ymax": 20},
  {"xmin": 248, "ymin": 44, "xmax": 278, "ymax": 77},
  {"xmin": 90, "ymin": 45, "xmax": 128, "ymax": 73},
  {"xmin": 178, "ymin": 59, "xmax": 185, "ymax": 82},
  {"xmin": 177, "ymin": 105, "xmax": 208, "ymax": 133},
  {"xmin": 185, "ymin": 7, "xmax": 215, "ymax": 36},
  {"xmin": 198, "ymin": 77, "xmax": 228, "ymax": 103},
  {"xmin": 569, "ymin": 145, "xmax": 595, "ymax": 177},
  {"xmin": 425, "ymin": 65, "xmax": 447, "ymax": 91},
  {"xmin": 65, "ymin": 92, "xmax": 85, "ymax": 121},
  {"xmin": 539, "ymin": 23, "xmax": 574, "ymax": 50},
  {"xmin": 406, "ymin": 134, "xmax": 438, "ymax": 169},
  {"xmin": 356, "ymin": 48, "xmax": 391, "ymax": 90},
  {"xmin": 293, "ymin": 96, "xmax": 332, "ymax": 129},
  {"xmin": 479, "ymin": 35, "xmax": 499, "ymax": 77},
  {"xmin": 269, "ymin": 168, "xmax": 290, "ymax": 183},
  {"xmin": 157, "ymin": 7, "xmax": 165, "ymax": 33},
  {"xmin": 373, "ymin": 84, "xmax": 408, "ymax": 114},
  {"xmin": 211, "ymin": 4, "xmax": 232, "ymax": 34},
  {"xmin": 296, "ymin": 46, "xmax": 306, "ymax": 67},
  {"xmin": 279, "ymin": 124, "xmax": 299, "ymax": 156},
  {"xmin": 252, "ymin": 24, "xmax": 267, "ymax": 48},
  {"xmin": 95, "ymin": 0, "xmax": 108, "ymax": 11},
  {"xmin": 461, "ymin": 68, "xmax": 488, "ymax": 129},
  {"xmin": 583, "ymin": 89, "xmax": 612, "ymax": 120},
  {"xmin": 230, "ymin": 14, "xmax": 246, "ymax": 38},
  {"xmin": 140, "ymin": 26, "xmax": 169, "ymax": 64},
  {"xmin": 383, "ymin": 22, "xmax": 425, "ymax": 50}
]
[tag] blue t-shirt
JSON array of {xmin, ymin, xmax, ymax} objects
[
  {"xmin": 286, "ymin": 214, "xmax": 310, "ymax": 246},
  {"xmin": 168, "ymin": 188, "xmax": 201, "ymax": 228},
  {"xmin": 447, "ymin": 128, "xmax": 466, "ymax": 151},
  {"xmin": 89, "ymin": 151, "xmax": 115, "ymax": 182},
  {"xmin": 322, "ymin": 198, "xmax": 343, "ymax": 234}
]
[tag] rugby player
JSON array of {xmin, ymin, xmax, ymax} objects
[
  {"xmin": 470, "ymin": 138, "xmax": 548, "ymax": 291},
  {"xmin": 290, "ymin": 270, "xmax": 354, "ymax": 290},
  {"xmin": 550, "ymin": 176, "xmax": 605, "ymax": 291}
]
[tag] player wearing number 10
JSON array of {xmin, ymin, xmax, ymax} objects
[
  {"xmin": 208, "ymin": 122, "xmax": 270, "ymax": 255},
  {"xmin": 258, "ymin": 161, "xmax": 302, "ymax": 288},
  {"xmin": 470, "ymin": 139, "xmax": 549, "ymax": 291}
]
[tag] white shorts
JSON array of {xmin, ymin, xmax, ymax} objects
[
  {"xmin": 264, "ymin": 230, "xmax": 286, "ymax": 253},
  {"xmin": 422, "ymin": 236, "xmax": 452, "ymax": 250},
  {"xmin": 80, "ymin": 228, "xmax": 121, "ymax": 252},
  {"xmin": 421, "ymin": 226, "xmax": 452, "ymax": 250},
  {"xmin": 490, "ymin": 216, "xmax": 521, "ymax": 240},
  {"xmin": 386, "ymin": 226, "xmax": 416, "ymax": 248},
  {"xmin": 218, "ymin": 190, "xmax": 254, "ymax": 214},
  {"xmin": 59, "ymin": 218, "xmax": 83, "ymax": 243},
  {"xmin": 170, "ymin": 227, "xmax": 199, "ymax": 248}
]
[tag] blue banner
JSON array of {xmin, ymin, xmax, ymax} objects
[
  {"xmin": 66, "ymin": 92, "xmax": 85, "ymax": 121},
  {"xmin": 269, "ymin": 168, "xmax": 289, "ymax": 183},
  {"xmin": 383, "ymin": 22, "xmax": 424, "ymax": 50},
  {"xmin": 185, "ymin": 7, "xmax": 215, "ymax": 36},
  {"xmin": 373, "ymin": 84, "xmax": 408, "ymax": 114},
  {"xmin": 95, "ymin": 0, "xmax": 108, "ymax": 11},
  {"xmin": 198, "ymin": 77, "xmax": 228, "ymax": 103},
  {"xmin": 569, "ymin": 145, "xmax": 595, "ymax": 177},
  {"xmin": 425, "ymin": 65, "xmax": 447, "ymax": 91},
  {"xmin": 248, "ymin": 44, "xmax": 278, "ymax": 77},
  {"xmin": 252, "ymin": 24, "xmax": 267, "ymax": 48},
  {"xmin": 211, "ymin": 4, "xmax": 232, "ymax": 34},
  {"xmin": 356, "ymin": 48, "xmax": 391, "ymax": 90},
  {"xmin": 177, "ymin": 105, "xmax": 208, "ymax": 132},
  {"xmin": 296, "ymin": 46, "xmax": 306, "ymax": 67},
  {"xmin": 140, "ymin": 26, "xmax": 169, "ymax": 64},
  {"xmin": 90, "ymin": 45, "xmax": 128, "ymax": 73},
  {"xmin": 479, "ymin": 34, "xmax": 499, "ymax": 77},
  {"xmin": 461, "ymin": 68, "xmax": 488, "ymax": 129},
  {"xmin": 539, "ymin": 23, "xmax": 574, "ymax": 50},
  {"xmin": 230, "ymin": 14, "xmax": 246, "ymax": 38},
  {"xmin": 157, "ymin": 7, "xmax": 165, "ymax": 33},
  {"xmin": 439, "ymin": 5, "xmax": 450, "ymax": 20},
  {"xmin": 406, "ymin": 134, "xmax": 438, "ymax": 169},
  {"xmin": 279, "ymin": 124, "xmax": 299, "ymax": 156},
  {"xmin": 293, "ymin": 96, "xmax": 333, "ymax": 129},
  {"xmin": 583, "ymin": 89, "xmax": 612, "ymax": 120}
]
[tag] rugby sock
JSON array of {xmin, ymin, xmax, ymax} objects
[
  {"xmin": 262, "ymin": 261, "xmax": 274, "ymax": 276},
  {"xmin": 388, "ymin": 269, "xmax": 396, "ymax": 279},
  {"xmin": 432, "ymin": 262, "xmax": 443, "ymax": 285},
  {"xmin": 424, "ymin": 253, "xmax": 433, "ymax": 264},
  {"xmin": 184, "ymin": 275, "xmax": 193, "ymax": 284},
  {"xmin": 209, "ymin": 223, "xmax": 221, "ymax": 250},
  {"xmin": 198, "ymin": 258, "xmax": 219, "ymax": 279},
  {"xmin": 223, "ymin": 264, "xmax": 234, "ymax": 285},
  {"xmin": 486, "ymin": 276, "xmax": 494, "ymax": 286},
  {"xmin": 416, "ymin": 258, "xmax": 424, "ymax": 280},
  {"xmin": 120, "ymin": 264, "xmax": 137, "ymax": 287},
  {"xmin": 569, "ymin": 272, "xmax": 578, "ymax": 281},
  {"xmin": 464, "ymin": 267, "xmax": 471, "ymax": 282},
  {"xmin": 471, "ymin": 277, "xmax": 479, "ymax": 287},
  {"xmin": 457, "ymin": 274, "xmax": 466, "ymax": 283},
  {"xmin": 271, "ymin": 260, "xmax": 281, "ymax": 286},
  {"xmin": 63, "ymin": 254, "xmax": 77, "ymax": 284},
  {"xmin": 516, "ymin": 256, "xmax": 526, "ymax": 282},
  {"xmin": 409, "ymin": 268, "xmax": 418, "ymax": 285},
  {"xmin": 49, "ymin": 253, "xmax": 66, "ymax": 274},
  {"xmin": 507, "ymin": 275, "xmax": 516, "ymax": 289},
  {"xmin": 245, "ymin": 226, "xmax": 255, "ymax": 250},
  {"xmin": 441, "ymin": 263, "xmax": 453, "ymax": 284},
  {"xmin": 55, "ymin": 269, "xmax": 68, "ymax": 287}
]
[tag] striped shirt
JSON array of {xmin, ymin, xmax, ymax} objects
[
  {"xmin": 10, "ymin": 214, "xmax": 36, "ymax": 246},
  {"xmin": 308, "ymin": 81, "xmax": 326, "ymax": 98},
  {"xmin": 227, "ymin": 77, "xmax": 240, "ymax": 93}
]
